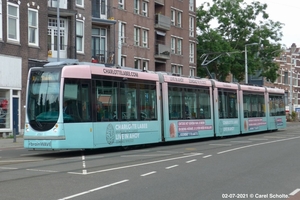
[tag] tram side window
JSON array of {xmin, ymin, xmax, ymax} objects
[
  {"xmin": 184, "ymin": 88, "xmax": 196, "ymax": 119},
  {"xmin": 120, "ymin": 82, "xmax": 137, "ymax": 121},
  {"xmin": 218, "ymin": 90, "xmax": 237, "ymax": 119},
  {"xmin": 63, "ymin": 79, "xmax": 91, "ymax": 122},
  {"xmin": 243, "ymin": 94, "xmax": 251, "ymax": 118},
  {"xmin": 269, "ymin": 94, "xmax": 285, "ymax": 116},
  {"xmin": 139, "ymin": 84, "xmax": 157, "ymax": 120},
  {"xmin": 258, "ymin": 95, "xmax": 265, "ymax": 117},
  {"xmin": 199, "ymin": 89, "xmax": 211, "ymax": 119},
  {"xmin": 169, "ymin": 87, "xmax": 183, "ymax": 119},
  {"xmin": 95, "ymin": 80, "xmax": 118, "ymax": 121}
]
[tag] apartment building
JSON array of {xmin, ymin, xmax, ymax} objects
[
  {"xmin": 0, "ymin": 0, "xmax": 197, "ymax": 135},
  {"xmin": 0, "ymin": 0, "xmax": 48, "ymax": 136}
]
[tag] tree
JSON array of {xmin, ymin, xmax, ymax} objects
[{"xmin": 196, "ymin": 0, "xmax": 284, "ymax": 82}]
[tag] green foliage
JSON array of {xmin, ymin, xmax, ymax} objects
[{"xmin": 196, "ymin": 0, "xmax": 284, "ymax": 82}]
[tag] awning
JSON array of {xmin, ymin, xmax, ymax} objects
[{"xmin": 156, "ymin": 31, "xmax": 166, "ymax": 36}]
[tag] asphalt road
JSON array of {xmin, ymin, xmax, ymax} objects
[{"xmin": 0, "ymin": 123, "xmax": 300, "ymax": 200}]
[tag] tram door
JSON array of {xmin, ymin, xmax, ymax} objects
[{"xmin": 13, "ymin": 98, "xmax": 19, "ymax": 135}]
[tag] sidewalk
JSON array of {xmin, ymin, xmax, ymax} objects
[{"xmin": 0, "ymin": 136, "xmax": 24, "ymax": 149}]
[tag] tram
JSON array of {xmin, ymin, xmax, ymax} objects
[{"xmin": 23, "ymin": 62, "xmax": 286, "ymax": 150}]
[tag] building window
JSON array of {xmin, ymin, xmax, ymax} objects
[
  {"xmin": 76, "ymin": 0, "xmax": 84, "ymax": 7},
  {"xmin": 171, "ymin": 64, "xmax": 183, "ymax": 75},
  {"xmin": 142, "ymin": 29, "xmax": 148, "ymax": 47},
  {"xmin": 76, "ymin": 20, "xmax": 84, "ymax": 53},
  {"xmin": 134, "ymin": 27, "xmax": 140, "ymax": 46},
  {"xmin": 142, "ymin": 1, "xmax": 148, "ymax": 17},
  {"xmin": 189, "ymin": 16, "xmax": 194, "ymax": 37},
  {"xmin": 171, "ymin": 10, "xmax": 175, "ymax": 26},
  {"xmin": 119, "ymin": 0, "xmax": 124, "ymax": 9},
  {"xmin": 28, "ymin": 9, "xmax": 39, "ymax": 46},
  {"xmin": 177, "ymin": 39, "xmax": 182, "ymax": 55},
  {"xmin": 178, "ymin": 66, "xmax": 182, "ymax": 75},
  {"xmin": 121, "ymin": 23, "xmax": 126, "ymax": 43},
  {"xmin": 134, "ymin": 0, "xmax": 139, "ymax": 14},
  {"xmin": 171, "ymin": 65, "xmax": 176, "ymax": 73},
  {"xmin": 121, "ymin": 56, "xmax": 126, "ymax": 66},
  {"xmin": 7, "ymin": 3, "xmax": 19, "ymax": 41},
  {"xmin": 92, "ymin": 28, "xmax": 107, "ymax": 63},
  {"xmin": 189, "ymin": 43, "xmax": 194, "ymax": 63},
  {"xmin": 177, "ymin": 12, "xmax": 182, "ymax": 27},
  {"xmin": 189, "ymin": 0, "xmax": 194, "ymax": 11},
  {"xmin": 284, "ymin": 71, "xmax": 288, "ymax": 84},
  {"xmin": 134, "ymin": 58, "xmax": 141, "ymax": 69},
  {"xmin": 0, "ymin": 90, "xmax": 10, "ymax": 129},
  {"xmin": 48, "ymin": 18, "xmax": 67, "ymax": 58},
  {"xmin": 0, "ymin": 1, "xmax": 2, "ymax": 40},
  {"xmin": 189, "ymin": 68, "xmax": 195, "ymax": 77},
  {"xmin": 142, "ymin": 60, "xmax": 148, "ymax": 70},
  {"xmin": 171, "ymin": 37, "xmax": 175, "ymax": 54}
]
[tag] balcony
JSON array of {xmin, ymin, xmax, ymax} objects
[
  {"xmin": 48, "ymin": 0, "xmax": 67, "ymax": 9},
  {"xmin": 155, "ymin": 44, "xmax": 170, "ymax": 60},
  {"xmin": 155, "ymin": 14, "xmax": 171, "ymax": 31},
  {"xmin": 155, "ymin": 0, "xmax": 164, "ymax": 5},
  {"xmin": 92, "ymin": 50, "xmax": 115, "ymax": 65}
]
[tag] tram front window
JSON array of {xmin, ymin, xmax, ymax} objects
[{"xmin": 27, "ymin": 69, "xmax": 60, "ymax": 131}]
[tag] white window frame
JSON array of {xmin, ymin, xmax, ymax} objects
[
  {"xmin": 76, "ymin": 20, "xmax": 84, "ymax": 53},
  {"xmin": 121, "ymin": 56, "xmax": 126, "ymax": 67},
  {"xmin": 134, "ymin": 0, "xmax": 139, "ymax": 14},
  {"xmin": 178, "ymin": 66, "xmax": 182, "ymax": 75},
  {"xmin": 134, "ymin": 27, "xmax": 140, "ymax": 46},
  {"xmin": 189, "ymin": 16, "xmax": 194, "ymax": 37},
  {"xmin": 7, "ymin": 3, "xmax": 20, "ymax": 42},
  {"xmin": 0, "ymin": 1, "xmax": 3, "ymax": 40},
  {"xmin": 189, "ymin": 0, "xmax": 194, "ymax": 11},
  {"xmin": 142, "ymin": 60, "xmax": 148, "ymax": 70},
  {"xmin": 142, "ymin": 29, "xmax": 148, "ymax": 47},
  {"xmin": 171, "ymin": 37, "xmax": 175, "ymax": 54},
  {"xmin": 171, "ymin": 65, "xmax": 176, "ymax": 73},
  {"xmin": 76, "ymin": 0, "xmax": 84, "ymax": 7},
  {"xmin": 177, "ymin": 12, "xmax": 182, "ymax": 28},
  {"xmin": 171, "ymin": 10, "xmax": 175, "ymax": 26},
  {"xmin": 189, "ymin": 68, "xmax": 195, "ymax": 77},
  {"xmin": 134, "ymin": 58, "xmax": 141, "ymax": 69},
  {"xmin": 121, "ymin": 23, "xmax": 126, "ymax": 43},
  {"xmin": 142, "ymin": 1, "xmax": 148, "ymax": 17},
  {"xmin": 177, "ymin": 39, "xmax": 182, "ymax": 55},
  {"xmin": 28, "ymin": 8, "xmax": 39, "ymax": 46},
  {"xmin": 119, "ymin": 0, "xmax": 124, "ymax": 9},
  {"xmin": 189, "ymin": 42, "xmax": 195, "ymax": 63}
]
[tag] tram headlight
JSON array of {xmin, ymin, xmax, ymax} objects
[
  {"xmin": 53, "ymin": 124, "xmax": 59, "ymax": 132},
  {"xmin": 25, "ymin": 124, "xmax": 30, "ymax": 132}
]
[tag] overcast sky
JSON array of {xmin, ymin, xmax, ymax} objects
[{"xmin": 196, "ymin": 0, "xmax": 300, "ymax": 48}]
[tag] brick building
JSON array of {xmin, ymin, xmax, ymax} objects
[{"xmin": 0, "ymin": 0, "xmax": 197, "ymax": 135}]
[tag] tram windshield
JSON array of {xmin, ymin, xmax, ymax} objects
[{"xmin": 27, "ymin": 69, "xmax": 61, "ymax": 130}]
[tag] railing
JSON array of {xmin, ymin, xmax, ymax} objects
[
  {"xmin": 155, "ymin": 44, "xmax": 170, "ymax": 60},
  {"xmin": 92, "ymin": 50, "xmax": 115, "ymax": 64},
  {"xmin": 155, "ymin": 14, "xmax": 171, "ymax": 31},
  {"xmin": 48, "ymin": 0, "xmax": 67, "ymax": 9},
  {"xmin": 155, "ymin": 0, "xmax": 164, "ymax": 5}
]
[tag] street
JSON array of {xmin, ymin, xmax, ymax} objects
[{"xmin": 0, "ymin": 123, "xmax": 300, "ymax": 200}]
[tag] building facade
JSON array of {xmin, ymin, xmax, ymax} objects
[{"xmin": 0, "ymin": 0, "xmax": 197, "ymax": 135}]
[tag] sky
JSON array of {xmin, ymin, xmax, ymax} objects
[{"xmin": 196, "ymin": 0, "xmax": 300, "ymax": 48}]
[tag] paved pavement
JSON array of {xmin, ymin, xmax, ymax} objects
[{"xmin": 0, "ymin": 136, "xmax": 24, "ymax": 149}]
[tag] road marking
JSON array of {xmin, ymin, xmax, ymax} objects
[
  {"xmin": 166, "ymin": 165, "xmax": 178, "ymax": 169},
  {"xmin": 209, "ymin": 144, "xmax": 232, "ymax": 146},
  {"xmin": 121, "ymin": 154, "xmax": 170, "ymax": 157},
  {"xmin": 248, "ymin": 138, "xmax": 268, "ymax": 141},
  {"xmin": 290, "ymin": 189, "xmax": 300, "ymax": 196},
  {"xmin": 264, "ymin": 136, "xmax": 286, "ymax": 139},
  {"xmin": 0, "ymin": 167, "xmax": 18, "ymax": 170},
  {"xmin": 203, "ymin": 155, "xmax": 212, "ymax": 158},
  {"xmin": 231, "ymin": 141, "xmax": 252, "ymax": 143},
  {"xmin": 186, "ymin": 159, "xmax": 197, "ymax": 163},
  {"xmin": 68, "ymin": 153, "xmax": 202, "ymax": 175},
  {"xmin": 26, "ymin": 169, "xmax": 58, "ymax": 173},
  {"xmin": 58, "ymin": 180, "xmax": 129, "ymax": 200},
  {"xmin": 141, "ymin": 171, "xmax": 156, "ymax": 176},
  {"xmin": 0, "ymin": 159, "xmax": 42, "ymax": 163},
  {"xmin": 218, "ymin": 136, "xmax": 300, "ymax": 154}
]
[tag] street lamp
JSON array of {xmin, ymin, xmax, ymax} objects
[
  {"xmin": 245, "ymin": 43, "xmax": 259, "ymax": 84},
  {"xmin": 289, "ymin": 43, "xmax": 296, "ymax": 115}
]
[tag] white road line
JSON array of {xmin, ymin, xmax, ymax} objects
[
  {"xmin": 290, "ymin": 189, "xmax": 300, "ymax": 196},
  {"xmin": 186, "ymin": 159, "xmax": 197, "ymax": 163},
  {"xmin": 0, "ymin": 159, "xmax": 42, "ymax": 163},
  {"xmin": 209, "ymin": 144, "xmax": 232, "ymax": 146},
  {"xmin": 0, "ymin": 167, "xmax": 18, "ymax": 170},
  {"xmin": 121, "ymin": 154, "xmax": 170, "ymax": 157},
  {"xmin": 68, "ymin": 153, "xmax": 202, "ymax": 175},
  {"xmin": 203, "ymin": 155, "xmax": 212, "ymax": 158},
  {"xmin": 218, "ymin": 136, "xmax": 300, "ymax": 154},
  {"xmin": 26, "ymin": 169, "xmax": 58, "ymax": 173},
  {"xmin": 141, "ymin": 171, "xmax": 156, "ymax": 176},
  {"xmin": 166, "ymin": 165, "xmax": 178, "ymax": 169},
  {"xmin": 157, "ymin": 151, "xmax": 184, "ymax": 154},
  {"xmin": 248, "ymin": 138, "xmax": 268, "ymax": 141},
  {"xmin": 231, "ymin": 141, "xmax": 252, "ymax": 143},
  {"xmin": 58, "ymin": 180, "xmax": 129, "ymax": 200}
]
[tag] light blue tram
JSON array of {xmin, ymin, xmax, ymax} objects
[{"xmin": 24, "ymin": 62, "xmax": 286, "ymax": 150}]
